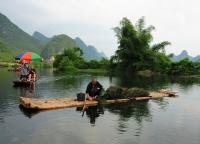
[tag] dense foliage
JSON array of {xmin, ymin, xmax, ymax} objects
[
  {"xmin": 111, "ymin": 17, "xmax": 171, "ymax": 74},
  {"xmin": 109, "ymin": 17, "xmax": 200, "ymax": 76},
  {"xmin": 53, "ymin": 47, "xmax": 110, "ymax": 72},
  {"xmin": 169, "ymin": 58, "xmax": 200, "ymax": 75}
]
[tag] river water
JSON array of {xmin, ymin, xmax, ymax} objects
[{"xmin": 0, "ymin": 67, "xmax": 200, "ymax": 144}]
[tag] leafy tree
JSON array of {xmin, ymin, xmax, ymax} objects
[
  {"xmin": 53, "ymin": 47, "xmax": 110, "ymax": 71},
  {"xmin": 99, "ymin": 58, "xmax": 110, "ymax": 69},
  {"xmin": 53, "ymin": 47, "xmax": 83, "ymax": 71},
  {"xmin": 169, "ymin": 58, "xmax": 200, "ymax": 75},
  {"xmin": 112, "ymin": 17, "xmax": 171, "ymax": 74}
]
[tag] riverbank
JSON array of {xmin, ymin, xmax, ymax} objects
[
  {"xmin": 77, "ymin": 69, "xmax": 108, "ymax": 75},
  {"xmin": 0, "ymin": 62, "xmax": 16, "ymax": 67}
]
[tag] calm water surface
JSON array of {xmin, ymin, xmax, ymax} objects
[{"xmin": 0, "ymin": 67, "xmax": 200, "ymax": 144}]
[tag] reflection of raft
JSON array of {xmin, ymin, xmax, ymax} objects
[
  {"xmin": 19, "ymin": 89, "xmax": 177, "ymax": 110},
  {"xmin": 13, "ymin": 80, "xmax": 34, "ymax": 87}
]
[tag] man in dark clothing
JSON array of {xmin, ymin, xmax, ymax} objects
[{"xmin": 86, "ymin": 78, "xmax": 103, "ymax": 101}]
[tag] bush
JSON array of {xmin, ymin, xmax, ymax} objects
[{"xmin": 53, "ymin": 47, "xmax": 110, "ymax": 71}]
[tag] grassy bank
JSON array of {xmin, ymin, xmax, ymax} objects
[
  {"xmin": 0, "ymin": 61, "xmax": 53, "ymax": 69},
  {"xmin": 77, "ymin": 69, "xmax": 108, "ymax": 75},
  {"xmin": 0, "ymin": 62, "xmax": 16, "ymax": 67}
]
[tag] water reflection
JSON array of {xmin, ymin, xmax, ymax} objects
[
  {"xmin": 13, "ymin": 83, "xmax": 36, "ymax": 97},
  {"xmin": 117, "ymin": 74, "xmax": 200, "ymax": 90},
  {"xmin": 151, "ymin": 98, "xmax": 170, "ymax": 111},
  {"xmin": 106, "ymin": 101, "xmax": 152, "ymax": 135},
  {"xmin": 116, "ymin": 75, "xmax": 171, "ymax": 90},
  {"xmin": 2, "ymin": 67, "xmax": 200, "ymax": 144},
  {"xmin": 19, "ymin": 105, "xmax": 40, "ymax": 118},
  {"xmin": 76, "ymin": 105, "xmax": 104, "ymax": 125},
  {"xmin": 172, "ymin": 77, "xmax": 200, "ymax": 89}
]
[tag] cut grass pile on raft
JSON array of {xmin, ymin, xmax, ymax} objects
[{"xmin": 104, "ymin": 86, "xmax": 149, "ymax": 100}]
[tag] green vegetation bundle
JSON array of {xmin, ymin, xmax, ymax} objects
[
  {"xmin": 123, "ymin": 88, "xmax": 149, "ymax": 98},
  {"xmin": 104, "ymin": 86, "xmax": 149, "ymax": 100}
]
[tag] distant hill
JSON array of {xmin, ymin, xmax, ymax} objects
[
  {"xmin": 0, "ymin": 13, "xmax": 42, "ymax": 54},
  {"xmin": 41, "ymin": 35, "xmax": 106, "ymax": 60},
  {"xmin": 0, "ymin": 12, "xmax": 107, "ymax": 61},
  {"xmin": 74, "ymin": 37, "xmax": 106, "ymax": 60},
  {"xmin": 32, "ymin": 31, "xmax": 51, "ymax": 45},
  {"xmin": 41, "ymin": 34, "xmax": 77, "ymax": 59},
  {"xmin": 172, "ymin": 50, "xmax": 200, "ymax": 62}
]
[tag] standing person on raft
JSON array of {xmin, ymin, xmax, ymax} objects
[
  {"xmin": 85, "ymin": 78, "xmax": 103, "ymax": 101},
  {"xmin": 20, "ymin": 62, "xmax": 30, "ymax": 81}
]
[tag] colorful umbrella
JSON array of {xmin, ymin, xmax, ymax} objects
[{"xmin": 15, "ymin": 52, "xmax": 42, "ymax": 61}]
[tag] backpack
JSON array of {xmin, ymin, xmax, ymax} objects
[{"xmin": 77, "ymin": 93, "xmax": 85, "ymax": 101}]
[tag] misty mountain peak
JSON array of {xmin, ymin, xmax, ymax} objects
[
  {"xmin": 180, "ymin": 50, "xmax": 188, "ymax": 56},
  {"xmin": 33, "ymin": 31, "xmax": 51, "ymax": 45},
  {"xmin": 172, "ymin": 50, "xmax": 200, "ymax": 62}
]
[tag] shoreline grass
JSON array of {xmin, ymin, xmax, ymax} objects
[
  {"xmin": 0, "ymin": 62, "xmax": 16, "ymax": 67},
  {"xmin": 77, "ymin": 69, "xmax": 108, "ymax": 75}
]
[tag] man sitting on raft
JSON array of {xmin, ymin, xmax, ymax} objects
[{"xmin": 85, "ymin": 78, "xmax": 103, "ymax": 101}]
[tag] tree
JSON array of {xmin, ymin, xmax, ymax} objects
[
  {"xmin": 112, "ymin": 17, "xmax": 171, "ymax": 74},
  {"xmin": 169, "ymin": 58, "xmax": 200, "ymax": 75},
  {"xmin": 53, "ymin": 47, "xmax": 83, "ymax": 71}
]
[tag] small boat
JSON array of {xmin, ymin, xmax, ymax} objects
[{"xmin": 13, "ymin": 80, "xmax": 34, "ymax": 87}]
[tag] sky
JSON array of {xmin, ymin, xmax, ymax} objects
[{"xmin": 1, "ymin": 0, "xmax": 200, "ymax": 57}]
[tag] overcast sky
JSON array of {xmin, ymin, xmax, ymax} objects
[{"xmin": 1, "ymin": 0, "xmax": 200, "ymax": 57}]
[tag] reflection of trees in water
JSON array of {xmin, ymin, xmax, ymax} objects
[
  {"xmin": 171, "ymin": 77, "xmax": 200, "ymax": 89},
  {"xmin": 75, "ymin": 100, "xmax": 170, "ymax": 134},
  {"xmin": 116, "ymin": 75, "xmax": 171, "ymax": 90},
  {"xmin": 151, "ymin": 98, "xmax": 169, "ymax": 111},
  {"xmin": 105, "ymin": 101, "xmax": 152, "ymax": 135},
  {"xmin": 53, "ymin": 74, "xmax": 93, "ymax": 91},
  {"xmin": 116, "ymin": 74, "xmax": 200, "ymax": 90},
  {"xmin": 54, "ymin": 76, "xmax": 80, "ymax": 89}
]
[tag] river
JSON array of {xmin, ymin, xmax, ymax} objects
[{"xmin": 0, "ymin": 67, "xmax": 200, "ymax": 144}]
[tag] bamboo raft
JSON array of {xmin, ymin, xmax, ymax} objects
[{"xmin": 19, "ymin": 89, "xmax": 177, "ymax": 110}]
